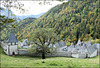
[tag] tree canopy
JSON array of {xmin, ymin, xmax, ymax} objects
[{"xmin": 29, "ymin": 28, "xmax": 57, "ymax": 59}]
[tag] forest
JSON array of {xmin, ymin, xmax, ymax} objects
[{"xmin": 1, "ymin": 0, "xmax": 100, "ymax": 45}]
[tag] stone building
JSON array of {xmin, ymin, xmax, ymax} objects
[
  {"xmin": 4, "ymin": 31, "xmax": 18, "ymax": 55},
  {"xmin": 1, "ymin": 31, "xmax": 99, "ymax": 58}
]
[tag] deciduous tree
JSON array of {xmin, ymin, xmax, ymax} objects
[{"xmin": 29, "ymin": 28, "xmax": 57, "ymax": 59}]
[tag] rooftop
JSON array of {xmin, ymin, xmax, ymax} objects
[{"xmin": 7, "ymin": 31, "xmax": 18, "ymax": 43}]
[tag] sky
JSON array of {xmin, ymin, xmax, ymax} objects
[{"xmin": 1, "ymin": 1, "xmax": 68, "ymax": 16}]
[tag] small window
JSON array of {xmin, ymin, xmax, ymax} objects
[
  {"xmin": 11, "ymin": 43, "xmax": 12, "ymax": 45},
  {"xmin": 15, "ymin": 42, "xmax": 16, "ymax": 45}
]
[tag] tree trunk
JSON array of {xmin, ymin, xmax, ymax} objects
[{"xmin": 42, "ymin": 52, "xmax": 45, "ymax": 59}]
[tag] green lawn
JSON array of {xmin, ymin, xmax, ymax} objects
[{"xmin": 0, "ymin": 47, "xmax": 99, "ymax": 68}]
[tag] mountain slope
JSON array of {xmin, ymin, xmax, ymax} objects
[
  {"xmin": 0, "ymin": 17, "xmax": 36, "ymax": 40},
  {"xmin": 16, "ymin": 13, "xmax": 45, "ymax": 20},
  {"xmin": 1, "ymin": 0, "xmax": 100, "ymax": 43},
  {"xmin": 27, "ymin": 0, "xmax": 100, "ymax": 43}
]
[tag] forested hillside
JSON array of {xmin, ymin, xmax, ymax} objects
[
  {"xmin": 30, "ymin": 0, "xmax": 100, "ymax": 43},
  {"xmin": 0, "ymin": 18, "xmax": 36, "ymax": 40},
  {"xmin": 1, "ymin": 0, "xmax": 100, "ymax": 44}
]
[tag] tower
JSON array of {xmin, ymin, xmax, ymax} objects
[{"xmin": 7, "ymin": 31, "xmax": 18, "ymax": 55}]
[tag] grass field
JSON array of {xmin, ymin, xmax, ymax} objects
[{"xmin": 0, "ymin": 47, "xmax": 99, "ymax": 68}]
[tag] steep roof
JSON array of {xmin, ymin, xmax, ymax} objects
[
  {"xmin": 87, "ymin": 46, "xmax": 96, "ymax": 55},
  {"xmin": 7, "ymin": 31, "xmax": 18, "ymax": 43},
  {"xmin": 77, "ymin": 40, "xmax": 81, "ymax": 45},
  {"xmin": 55, "ymin": 41, "xmax": 67, "ymax": 48}
]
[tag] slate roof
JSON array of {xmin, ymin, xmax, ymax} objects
[
  {"xmin": 7, "ymin": 31, "xmax": 18, "ymax": 43},
  {"xmin": 77, "ymin": 40, "xmax": 81, "ymax": 45},
  {"xmin": 87, "ymin": 46, "xmax": 96, "ymax": 55},
  {"xmin": 55, "ymin": 41, "xmax": 67, "ymax": 48},
  {"xmin": 70, "ymin": 42, "xmax": 75, "ymax": 48},
  {"xmin": 71, "ymin": 48, "xmax": 78, "ymax": 54},
  {"xmin": 88, "ymin": 39, "xmax": 91, "ymax": 44}
]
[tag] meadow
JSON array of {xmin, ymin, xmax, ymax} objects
[{"xmin": 0, "ymin": 47, "xmax": 99, "ymax": 68}]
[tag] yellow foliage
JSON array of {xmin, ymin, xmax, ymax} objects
[
  {"xmin": 65, "ymin": 38, "xmax": 68, "ymax": 41},
  {"xmin": 60, "ymin": 40, "xmax": 63, "ymax": 41},
  {"xmin": 69, "ymin": 10, "xmax": 70, "ymax": 13},
  {"xmin": 73, "ymin": 9, "xmax": 75, "ymax": 11},
  {"xmin": 59, "ymin": 27, "xmax": 61, "ymax": 30},
  {"xmin": 60, "ymin": 34, "xmax": 64, "ymax": 38},
  {"xmin": 79, "ymin": 38, "xmax": 81, "ymax": 40},
  {"xmin": 87, "ymin": 0, "xmax": 90, "ymax": 2},
  {"xmin": 71, "ymin": 22, "xmax": 73, "ymax": 25},
  {"xmin": 43, "ymin": 24, "xmax": 47, "ymax": 28},
  {"xmin": 23, "ymin": 30, "xmax": 25, "ymax": 34},
  {"xmin": 66, "ymin": 7, "xmax": 67, "ymax": 10},
  {"xmin": 88, "ymin": 11, "xmax": 94, "ymax": 17},
  {"xmin": 18, "ymin": 32, "xmax": 19, "ymax": 35},
  {"xmin": 51, "ymin": 20, "xmax": 53, "ymax": 22},
  {"xmin": 73, "ymin": 37, "xmax": 76, "ymax": 41},
  {"xmin": 68, "ymin": 39, "xmax": 71, "ymax": 42}
]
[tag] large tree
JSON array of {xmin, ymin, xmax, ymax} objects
[{"xmin": 29, "ymin": 28, "xmax": 57, "ymax": 59}]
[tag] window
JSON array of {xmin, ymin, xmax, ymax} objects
[{"xmin": 15, "ymin": 43, "xmax": 16, "ymax": 45}]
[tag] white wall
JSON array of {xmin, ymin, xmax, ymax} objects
[
  {"xmin": 72, "ymin": 53, "xmax": 86, "ymax": 58},
  {"xmin": 8, "ymin": 45, "xmax": 18, "ymax": 55},
  {"xmin": 18, "ymin": 49, "xmax": 29, "ymax": 55}
]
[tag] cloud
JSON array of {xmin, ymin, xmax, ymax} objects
[{"xmin": 10, "ymin": 1, "xmax": 64, "ymax": 15}]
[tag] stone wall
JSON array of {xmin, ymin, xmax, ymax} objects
[
  {"xmin": 18, "ymin": 49, "xmax": 41, "ymax": 56},
  {"xmin": 18, "ymin": 49, "xmax": 29, "ymax": 55},
  {"xmin": 18, "ymin": 49, "xmax": 71, "ymax": 57},
  {"xmin": 72, "ymin": 53, "xmax": 86, "ymax": 58},
  {"xmin": 49, "ymin": 52, "xmax": 71, "ymax": 57}
]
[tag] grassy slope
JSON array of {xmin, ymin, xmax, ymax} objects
[{"xmin": 0, "ymin": 47, "xmax": 99, "ymax": 68}]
